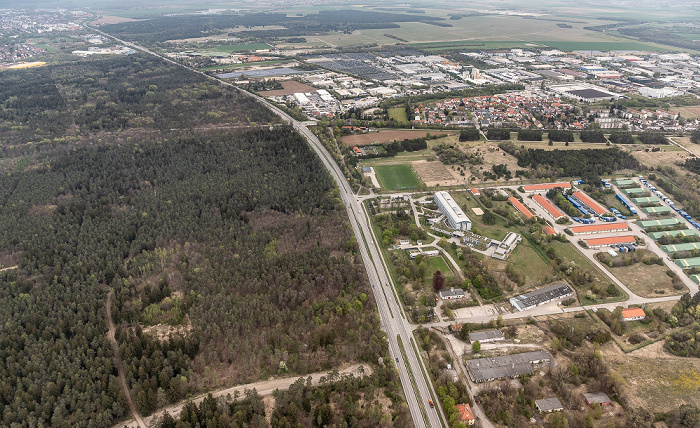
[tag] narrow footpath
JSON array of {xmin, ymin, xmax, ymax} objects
[{"xmin": 106, "ymin": 290, "xmax": 147, "ymax": 428}]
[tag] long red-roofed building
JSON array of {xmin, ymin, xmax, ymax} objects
[
  {"xmin": 523, "ymin": 182, "xmax": 572, "ymax": 192},
  {"xmin": 570, "ymin": 223, "xmax": 629, "ymax": 235},
  {"xmin": 573, "ymin": 191, "xmax": 608, "ymax": 216},
  {"xmin": 509, "ymin": 197, "xmax": 534, "ymax": 219},
  {"xmin": 532, "ymin": 194, "xmax": 566, "ymax": 220},
  {"xmin": 584, "ymin": 235, "xmax": 636, "ymax": 249}
]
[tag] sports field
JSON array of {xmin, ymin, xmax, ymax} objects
[{"xmin": 374, "ymin": 164, "xmax": 421, "ymax": 190}]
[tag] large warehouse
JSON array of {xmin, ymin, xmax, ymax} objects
[
  {"xmin": 638, "ymin": 218, "xmax": 685, "ymax": 229},
  {"xmin": 434, "ymin": 191, "xmax": 472, "ymax": 231},
  {"xmin": 466, "ymin": 351, "xmax": 552, "ymax": 383},
  {"xmin": 549, "ymin": 83, "xmax": 622, "ymax": 102}
]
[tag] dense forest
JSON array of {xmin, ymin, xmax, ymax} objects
[
  {"xmin": 499, "ymin": 143, "xmax": 640, "ymax": 181},
  {"xmin": 0, "ymin": 127, "xmax": 396, "ymax": 426},
  {"xmin": 0, "ymin": 54, "xmax": 276, "ymax": 155}
]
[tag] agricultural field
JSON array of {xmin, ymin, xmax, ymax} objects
[
  {"xmin": 669, "ymin": 105, "xmax": 700, "ymax": 120},
  {"xmin": 373, "ymin": 164, "xmax": 422, "ymax": 190},
  {"xmin": 411, "ymin": 159, "xmax": 466, "ymax": 187}
]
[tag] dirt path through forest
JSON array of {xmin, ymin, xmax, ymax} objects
[
  {"xmin": 106, "ymin": 290, "xmax": 147, "ymax": 428},
  {"xmin": 114, "ymin": 364, "xmax": 370, "ymax": 427}
]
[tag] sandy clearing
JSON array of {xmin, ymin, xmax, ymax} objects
[{"xmin": 411, "ymin": 159, "xmax": 466, "ymax": 187}]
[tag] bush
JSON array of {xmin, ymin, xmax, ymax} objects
[
  {"xmin": 548, "ymin": 130, "xmax": 574, "ymax": 142},
  {"xmin": 580, "ymin": 130, "xmax": 606, "ymax": 143},
  {"xmin": 609, "ymin": 132, "xmax": 635, "ymax": 145},
  {"xmin": 517, "ymin": 129, "xmax": 543, "ymax": 141},
  {"xmin": 486, "ymin": 128, "xmax": 512, "ymax": 140},
  {"xmin": 459, "ymin": 127, "xmax": 480, "ymax": 141},
  {"xmin": 637, "ymin": 131, "xmax": 668, "ymax": 145}
]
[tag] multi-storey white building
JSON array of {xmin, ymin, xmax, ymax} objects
[{"xmin": 434, "ymin": 191, "xmax": 471, "ymax": 231}]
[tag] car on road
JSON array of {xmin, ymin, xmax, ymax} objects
[
  {"xmin": 396, "ymin": 358, "xmax": 399, "ymax": 363},
  {"xmin": 429, "ymin": 399, "xmax": 435, "ymax": 408}
]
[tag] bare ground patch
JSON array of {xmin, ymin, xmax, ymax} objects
[
  {"xmin": 143, "ymin": 320, "xmax": 193, "ymax": 342},
  {"xmin": 92, "ymin": 15, "xmax": 144, "ymax": 25},
  {"xmin": 466, "ymin": 144, "xmax": 521, "ymax": 183},
  {"xmin": 259, "ymin": 81, "xmax": 317, "ymax": 97},
  {"xmin": 602, "ymin": 340, "xmax": 700, "ymax": 413},
  {"xmin": 340, "ymin": 130, "xmax": 452, "ymax": 146},
  {"xmin": 411, "ymin": 159, "xmax": 466, "ymax": 187},
  {"xmin": 630, "ymin": 147, "xmax": 691, "ymax": 170}
]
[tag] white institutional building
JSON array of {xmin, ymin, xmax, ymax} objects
[{"xmin": 434, "ymin": 191, "xmax": 472, "ymax": 231}]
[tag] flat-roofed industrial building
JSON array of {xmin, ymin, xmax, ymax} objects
[
  {"xmin": 468, "ymin": 329, "xmax": 505, "ymax": 343},
  {"xmin": 535, "ymin": 398, "xmax": 564, "ymax": 413},
  {"xmin": 510, "ymin": 283, "xmax": 573, "ymax": 311},
  {"xmin": 466, "ymin": 350, "xmax": 552, "ymax": 383}
]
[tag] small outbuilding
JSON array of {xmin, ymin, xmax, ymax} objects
[
  {"xmin": 583, "ymin": 392, "xmax": 612, "ymax": 407},
  {"xmin": 535, "ymin": 397, "xmax": 564, "ymax": 413},
  {"xmin": 439, "ymin": 287, "xmax": 465, "ymax": 300},
  {"xmin": 468, "ymin": 329, "xmax": 505, "ymax": 344}
]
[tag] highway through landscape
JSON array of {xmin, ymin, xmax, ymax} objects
[
  {"xmin": 93, "ymin": 27, "xmax": 444, "ymax": 428},
  {"xmin": 93, "ymin": 26, "xmax": 700, "ymax": 428}
]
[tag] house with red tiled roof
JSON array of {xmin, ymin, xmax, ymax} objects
[
  {"xmin": 455, "ymin": 404, "xmax": 476, "ymax": 425},
  {"xmin": 622, "ymin": 307, "xmax": 646, "ymax": 321}
]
